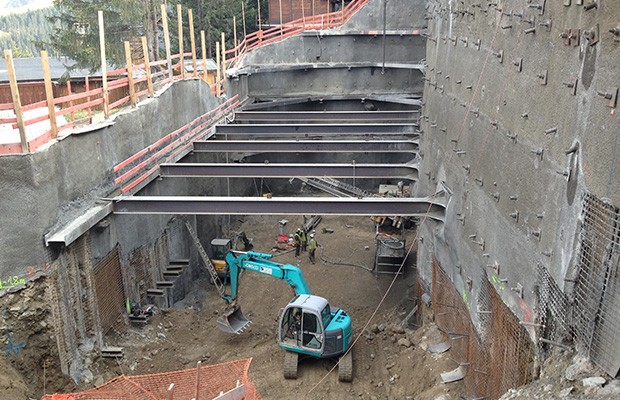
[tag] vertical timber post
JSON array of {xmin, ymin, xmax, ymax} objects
[
  {"xmin": 161, "ymin": 3, "xmax": 173, "ymax": 81},
  {"xmin": 279, "ymin": 0, "xmax": 283, "ymax": 36},
  {"xmin": 194, "ymin": 361, "xmax": 202, "ymax": 400},
  {"xmin": 124, "ymin": 41, "xmax": 137, "ymax": 107},
  {"xmin": 141, "ymin": 36, "xmax": 154, "ymax": 97},
  {"xmin": 66, "ymin": 81, "xmax": 74, "ymax": 122},
  {"xmin": 216, "ymin": 41, "xmax": 221, "ymax": 96},
  {"xmin": 233, "ymin": 16, "xmax": 238, "ymax": 59},
  {"xmin": 5, "ymin": 49, "xmax": 28, "ymax": 152},
  {"xmin": 98, "ymin": 10, "xmax": 109, "ymax": 119},
  {"xmin": 189, "ymin": 9, "xmax": 197, "ymax": 78},
  {"xmin": 177, "ymin": 4, "xmax": 185, "ymax": 79},
  {"xmin": 200, "ymin": 30, "xmax": 208, "ymax": 84},
  {"xmin": 221, "ymin": 32, "xmax": 226, "ymax": 92},
  {"xmin": 41, "ymin": 50, "xmax": 58, "ymax": 139},
  {"xmin": 342, "ymin": 0, "xmax": 345, "ymax": 22},
  {"xmin": 242, "ymin": 1, "xmax": 247, "ymax": 39},
  {"xmin": 302, "ymin": 0, "xmax": 306, "ymax": 29},
  {"xmin": 85, "ymin": 76, "xmax": 92, "ymax": 123},
  {"xmin": 257, "ymin": 0, "xmax": 262, "ymax": 31}
]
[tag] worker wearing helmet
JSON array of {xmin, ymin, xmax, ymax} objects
[
  {"xmin": 300, "ymin": 228, "xmax": 308, "ymax": 252},
  {"xmin": 308, "ymin": 233, "xmax": 318, "ymax": 264},
  {"xmin": 294, "ymin": 229, "xmax": 302, "ymax": 257}
]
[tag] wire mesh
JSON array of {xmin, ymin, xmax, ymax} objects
[
  {"xmin": 93, "ymin": 246, "xmax": 126, "ymax": 334},
  {"xmin": 537, "ymin": 262, "xmax": 571, "ymax": 346},
  {"xmin": 42, "ymin": 358, "xmax": 261, "ymax": 400},
  {"xmin": 432, "ymin": 259, "xmax": 534, "ymax": 400},
  {"xmin": 572, "ymin": 193, "xmax": 620, "ymax": 376}
]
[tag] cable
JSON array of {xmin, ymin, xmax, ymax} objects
[
  {"xmin": 318, "ymin": 245, "xmax": 374, "ymax": 272},
  {"xmin": 307, "ymin": 5, "xmax": 506, "ymax": 394}
]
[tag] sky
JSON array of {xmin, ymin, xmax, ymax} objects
[{"xmin": 0, "ymin": 0, "xmax": 54, "ymax": 15}]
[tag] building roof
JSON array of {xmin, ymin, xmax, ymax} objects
[
  {"xmin": 0, "ymin": 56, "xmax": 218, "ymax": 83},
  {"xmin": 0, "ymin": 56, "xmax": 101, "ymax": 82}
]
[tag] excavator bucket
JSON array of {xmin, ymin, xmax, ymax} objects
[{"xmin": 216, "ymin": 305, "xmax": 252, "ymax": 334}]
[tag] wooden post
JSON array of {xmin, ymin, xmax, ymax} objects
[
  {"xmin": 66, "ymin": 81, "xmax": 74, "ymax": 121},
  {"xmin": 166, "ymin": 384, "xmax": 175, "ymax": 400},
  {"xmin": 85, "ymin": 76, "xmax": 92, "ymax": 123},
  {"xmin": 302, "ymin": 0, "xmax": 306, "ymax": 29},
  {"xmin": 257, "ymin": 0, "xmax": 262, "ymax": 31},
  {"xmin": 200, "ymin": 30, "xmax": 208, "ymax": 83},
  {"xmin": 233, "ymin": 16, "xmax": 238, "ymax": 58},
  {"xmin": 215, "ymin": 41, "xmax": 221, "ymax": 96},
  {"xmin": 124, "ymin": 41, "xmax": 137, "ymax": 107},
  {"xmin": 141, "ymin": 36, "xmax": 154, "ymax": 96},
  {"xmin": 5, "ymin": 50, "xmax": 28, "ymax": 152},
  {"xmin": 342, "ymin": 0, "xmax": 345, "ymax": 21},
  {"xmin": 188, "ymin": 9, "xmax": 197, "ymax": 77},
  {"xmin": 194, "ymin": 361, "xmax": 202, "ymax": 400},
  {"xmin": 241, "ymin": 1, "xmax": 247, "ymax": 39},
  {"xmin": 161, "ymin": 3, "xmax": 173, "ymax": 80},
  {"xmin": 279, "ymin": 0, "xmax": 283, "ymax": 36},
  {"xmin": 41, "ymin": 50, "xmax": 58, "ymax": 139},
  {"xmin": 312, "ymin": 0, "xmax": 315, "ymax": 16},
  {"xmin": 177, "ymin": 4, "xmax": 184, "ymax": 78},
  {"xmin": 221, "ymin": 32, "xmax": 226, "ymax": 91},
  {"xmin": 98, "ymin": 10, "xmax": 109, "ymax": 118}
]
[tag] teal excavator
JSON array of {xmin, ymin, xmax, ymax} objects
[{"xmin": 217, "ymin": 251, "xmax": 354, "ymax": 381}]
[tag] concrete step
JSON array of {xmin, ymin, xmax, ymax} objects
[
  {"xmin": 128, "ymin": 314, "xmax": 148, "ymax": 324},
  {"xmin": 166, "ymin": 265, "xmax": 185, "ymax": 272},
  {"xmin": 146, "ymin": 289, "xmax": 165, "ymax": 296},
  {"xmin": 163, "ymin": 271, "xmax": 181, "ymax": 279},
  {"xmin": 156, "ymin": 281, "xmax": 174, "ymax": 288},
  {"xmin": 169, "ymin": 259, "xmax": 189, "ymax": 266},
  {"xmin": 101, "ymin": 346, "xmax": 123, "ymax": 358}
]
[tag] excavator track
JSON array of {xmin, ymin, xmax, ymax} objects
[
  {"xmin": 338, "ymin": 351, "xmax": 353, "ymax": 382},
  {"xmin": 283, "ymin": 351, "xmax": 299, "ymax": 379}
]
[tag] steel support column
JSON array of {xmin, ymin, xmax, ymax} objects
[
  {"xmin": 192, "ymin": 140, "xmax": 418, "ymax": 153},
  {"xmin": 112, "ymin": 196, "xmax": 445, "ymax": 221},
  {"xmin": 159, "ymin": 162, "xmax": 419, "ymax": 180}
]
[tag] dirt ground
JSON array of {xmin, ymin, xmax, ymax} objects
[{"xmin": 80, "ymin": 215, "xmax": 465, "ymax": 399}]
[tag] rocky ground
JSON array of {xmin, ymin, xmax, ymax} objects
[{"xmin": 2, "ymin": 214, "xmax": 618, "ymax": 399}]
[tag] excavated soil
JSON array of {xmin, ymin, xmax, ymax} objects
[{"xmin": 84, "ymin": 215, "xmax": 465, "ymax": 399}]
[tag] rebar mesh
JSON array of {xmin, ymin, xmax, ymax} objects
[
  {"xmin": 93, "ymin": 246, "xmax": 126, "ymax": 334},
  {"xmin": 537, "ymin": 262, "xmax": 571, "ymax": 346},
  {"xmin": 572, "ymin": 193, "xmax": 620, "ymax": 376},
  {"xmin": 432, "ymin": 259, "xmax": 534, "ymax": 400}
]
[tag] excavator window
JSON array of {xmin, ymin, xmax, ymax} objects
[{"xmin": 302, "ymin": 312, "xmax": 322, "ymax": 350}]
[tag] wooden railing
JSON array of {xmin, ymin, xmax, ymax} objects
[{"xmin": 0, "ymin": 0, "xmax": 369, "ymax": 155}]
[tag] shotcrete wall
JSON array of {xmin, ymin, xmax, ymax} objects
[
  {"xmin": 417, "ymin": 0, "xmax": 620, "ymax": 378},
  {"xmin": 230, "ymin": 0, "xmax": 428, "ymax": 99}
]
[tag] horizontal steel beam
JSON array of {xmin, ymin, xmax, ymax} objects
[
  {"xmin": 192, "ymin": 140, "xmax": 418, "ymax": 153},
  {"xmin": 159, "ymin": 162, "xmax": 419, "ymax": 180},
  {"xmin": 112, "ymin": 196, "xmax": 444, "ymax": 221},
  {"xmin": 215, "ymin": 123, "xmax": 417, "ymax": 135},
  {"xmin": 233, "ymin": 111, "xmax": 419, "ymax": 123}
]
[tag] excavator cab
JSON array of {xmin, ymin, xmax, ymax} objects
[{"xmin": 277, "ymin": 295, "xmax": 353, "ymax": 381}]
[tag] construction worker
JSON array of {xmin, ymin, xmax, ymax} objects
[
  {"xmin": 294, "ymin": 229, "xmax": 302, "ymax": 257},
  {"xmin": 308, "ymin": 233, "xmax": 318, "ymax": 264},
  {"xmin": 300, "ymin": 228, "xmax": 308, "ymax": 252}
]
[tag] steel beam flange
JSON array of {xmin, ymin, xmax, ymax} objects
[
  {"xmin": 112, "ymin": 196, "xmax": 445, "ymax": 221},
  {"xmin": 192, "ymin": 140, "xmax": 419, "ymax": 153},
  {"xmin": 158, "ymin": 162, "xmax": 420, "ymax": 181}
]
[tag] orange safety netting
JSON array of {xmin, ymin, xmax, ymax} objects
[{"xmin": 42, "ymin": 358, "xmax": 260, "ymax": 400}]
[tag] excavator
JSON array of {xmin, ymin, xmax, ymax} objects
[{"xmin": 217, "ymin": 250, "xmax": 354, "ymax": 381}]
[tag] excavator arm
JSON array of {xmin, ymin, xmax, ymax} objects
[
  {"xmin": 217, "ymin": 251, "xmax": 312, "ymax": 334},
  {"xmin": 225, "ymin": 251, "xmax": 311, "ymax": 303}
]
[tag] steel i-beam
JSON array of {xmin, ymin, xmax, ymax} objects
[
  {"xmin": 159, "ymin": 162, "xmax": 419, "ymax": 181},
  {"xmin": 214, "ymin": 123, "xmax": 418, "ymax": 136},
  {"xmin": 192, "ymin": 140, "xmax": 419, "ymax": 153},
  {"xmin": 112, "ymin": 196, "xmax": 445, "ymax": 221},
  {"xmin": 233, "ymin": 111, "xmax": 420, "ymax": 123}
]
